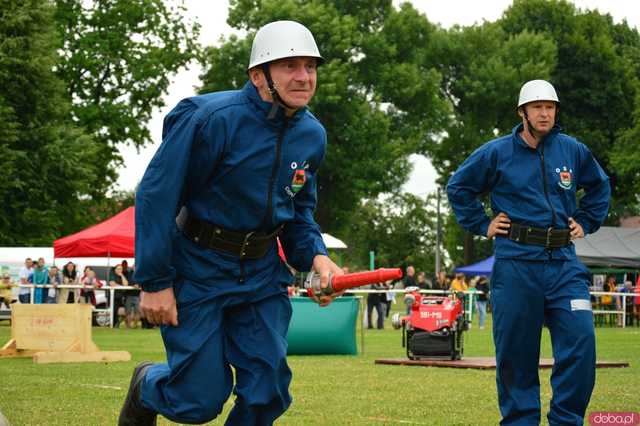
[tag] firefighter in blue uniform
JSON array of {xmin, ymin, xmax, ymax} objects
[
  {"xmin": 118, "ymin": 21, "xmax": 343, "ymax": 426},
  {"xmin": 447, "ymin": 80, "xmax": 610, "ymax": 425}
]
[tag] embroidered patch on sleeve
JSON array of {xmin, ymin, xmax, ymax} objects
[{"xmin": 570, "ymin": 299, "xmax": 592, "ymax": 311}]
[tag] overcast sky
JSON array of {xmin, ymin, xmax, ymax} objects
[{"xmin": 115, "ymin": 0, "xmax": 639, "ymax": 197}]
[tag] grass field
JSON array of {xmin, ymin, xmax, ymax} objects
[{"xmin": 0, "ymin": 311, "xmax": 637, "ymax": 425}]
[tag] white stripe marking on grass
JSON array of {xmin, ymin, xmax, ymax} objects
[
  {"xmin": 78, "ymin": 383, "xmax": 123, "ymax": 390},
  {"xmin": 364, "ymin": 417, "xmax": 428, "ymax": 425}
]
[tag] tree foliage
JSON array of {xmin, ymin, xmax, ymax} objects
[
  {"xmin": 54, "ymin": 0, "xmax": 201, "ymax": 194},
  {"xmin": 499, "ymin": 0, "xmax": 640, "ymax": 220},
  {"xmin": 341, "ymin": 193, "xmax": 437, "ymax": 274},
  {"xmin": 0, "ymin": 0, "xmax": 100, "ymax": 244},
  {"xmin": 0, "ymin": 0, "xmax": 200, "ymax": 245},
  {"xmin": 199, "ymin": 0, "xmax": 447, "ymax": 233}
]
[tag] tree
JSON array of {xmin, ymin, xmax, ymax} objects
[
  {"xmin": 610, "ymin": 92, "xmax": 640, "ymax": 216},
  {"xmin": 54, "ymin": 0, "xmax": 201, "ymax": 195},
  {"xmin": 199, "ymin": 0, "xmax": 447, "ymax": 233},
  {"xmin": 341, "ymin": 193, "xmax": 437, "ymax": 274},
  {"xmin": 500, "ymin": 0, "xmax": 640, "ymax": 220},
  {"xmin": 0, "ymin": 0, "xmax": 100, "ymax": 244}
]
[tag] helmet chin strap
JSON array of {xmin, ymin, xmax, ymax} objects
[{"xmin": 261, "ymin": 63, "xmax": 295, "ymax": 119}]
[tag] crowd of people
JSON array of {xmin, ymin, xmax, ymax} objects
[
  {"xmin": 0, "ymin": 257, "xmax": 147, "ymax": 328},
  {"xmin": 356, "ymin": 265, "xmax": 640, "ymax": 330},
  {"xmin": 3, "ymin": 257, "xmax": 639, "ymax": 331},
  {"xmin": 593, "ymin": 274, "xmax": 640, "ymax": 327}
]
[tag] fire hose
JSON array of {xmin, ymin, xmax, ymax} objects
[{"xmin": 304, "ymin": 268, "xmax": 403, "ymax": 298}]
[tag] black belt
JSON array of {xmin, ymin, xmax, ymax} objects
[
  {"xmin": 182, "ymin": 216, "xmax": 282, "ymax": 259},
  {"xmin": 506, "ymin": 223, "xmax": 571, "ymax": 249}
]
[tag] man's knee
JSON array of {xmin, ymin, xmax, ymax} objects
[{"xmin": 172, "ymin": 397, "xmax": 226, "ymax": 424}]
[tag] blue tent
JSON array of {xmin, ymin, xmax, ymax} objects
[{"xmin": 454, "ymin": 255, "xmax": 494, "ymax": 276}]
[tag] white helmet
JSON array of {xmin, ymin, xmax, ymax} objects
[
  {"xmin": 517, "ymin": 79, "xmax": 559, "ymax": 108},
  {"xmin": 248, "ymin": 20, "xmax": 323, "ymax": 70}
]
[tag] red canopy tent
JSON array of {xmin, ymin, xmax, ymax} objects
[{"xmin": 54, "ymin": 207, "xmax": 135, "ymax": 258}]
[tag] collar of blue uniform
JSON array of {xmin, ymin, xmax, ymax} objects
[
  {"xmin": 512, "ymin": 122, "xmax": 561, "ymax": 149},
  {"xmin": 242, "ymin": 81, "xmax": 306, "ymax": 124}
]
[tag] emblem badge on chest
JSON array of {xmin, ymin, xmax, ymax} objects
[
  {"xmin": 291, "ymin": 169, "xmax": 306, "ymax": 193},
  {"xmin": 556, "ymin": 166, "xmax": 573, "ymax": 190}
]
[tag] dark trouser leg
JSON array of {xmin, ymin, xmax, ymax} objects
[
  {"xmin": 366, "ymin": 299, "xmax": 375, "ymax": 329},
  {"xmin": 544, "ymin": 259, "xmax": 595, "ymax": 426},
  {"xmin": 224, "ymin": 293, "xmax": 293, "ymax": 426},
  {"xmin": 375, "ymin": 302, "xmax": 385, "ymax": 329},
  {"xmin": 491, "ymin": 259, "xmax": 544, "ymax": 426},
  {"xmin": 140, "ymin": 280, "xmax": 233, "ymax": 424}
]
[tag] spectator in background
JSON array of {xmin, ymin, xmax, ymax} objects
[
  {"xmin": 114, "ymin": 263, "xmax": 141, "ymax": 329},
  {"xmin": 46, "ymin": 266, "xmax": 61, "ymax": 304},
  {"xmin": 121, "ymin": 260, "xmax": 133, "ymax": 281},
  {"xmin": 61, "ymin": 262, "xmax": 79, "ymax": 303},
  {"xmin": 476, "ymin": 277, "xmax": 490, "ymax": 329},
  {"xmin": 125, "ymin": 282, "xmax": 142, "ymax": 329},
  {"xmin": 80, "ymin": 267, "xmax": 102, "ymax": 305},
  {"xmin": 450, "ymin": 272, "xmax": 468, "ymax": 293},
  {"xmin": 0, "ymin": 274, "xmax": 15, "ymax": 309},
  {"xmin": 417, "ymin": 271, "xmax": 430, "ymax": 290},
  {"xmin": 402, "ymin": 266, "xmax": 416, "ymax": 289},
  {"xmin": 384, "ymin": 279, "xmax": 396, "ymax": 318},
  {"xmin": 466, "ymin": 277, "xmax": 478, "ymax": 326},
  {"xmin": 367, "ymin": 282, "xmax": 386, "ymax": 329},
  {"xmin": 31, "ymin": 258, "xmax": 49, "ymax": 304},
  {"xmin": 433, "ymin": 270, "xmax": 448, "ymax": 291},
  {"xmin": 634, "ymin": 277, "xmax": 640, "ymax": 327},
  {"xmin": 615, "ymin": 280, "xmax": 626, "ymax": 327},
  {"xmin": 621, "ymin": 281, "xmax": 635, "ymax": 327},
  {"xmin": 18, "ymin": 257, "xmax": 33, "ymax": 304},
  {"xmin": 601, "ymin": 275, "xmax": 616, "ymax": 327},
  {"xmin": 110, "ymin": 264, "xmax": 129, "ymax": 328}
]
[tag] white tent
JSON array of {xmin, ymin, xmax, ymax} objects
[
  {"xmin": 574, "ymin": 227, "xmax": 640, "ymax": 268},
  {"xmin": 321, "ymin": 233, "xmax": 347, "ymax": 249}
]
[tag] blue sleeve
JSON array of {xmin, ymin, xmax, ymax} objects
[
  {"xmin": 446, "ymin": 145, "xmax": 493, "ymax": 237},
  {"xmin": 279, "ymin": 140, "xmax": 328, "ymax": 272},
  {"xmin": 573, "ymin": 143, "xmax": 610, "ymax": 235},
  {"xmin": 134, "ymin": 99, "xmax": 223, "ymax": 292}
]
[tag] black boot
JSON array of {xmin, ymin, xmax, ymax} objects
[{"xmin": 118, "ymin": 362, "xmax": 157, "ymax": 426}]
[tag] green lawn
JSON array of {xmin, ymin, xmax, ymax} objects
[{"xmin": 0, "ymin": 313, "xmax": 637, "ymax": 425}]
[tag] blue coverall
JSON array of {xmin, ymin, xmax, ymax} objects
[
  {"xmin": 447, "ymin": 124, "xmax": 610, "ymax": 425},
  {"xmin": 134, "ymin": 81, "xmax": 328, "ymax": 425}
]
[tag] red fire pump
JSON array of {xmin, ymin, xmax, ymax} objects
[{"xmin": 392, "ymin": 288, "xmax": 469, "ymax": 360}]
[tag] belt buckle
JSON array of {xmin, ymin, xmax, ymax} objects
[
  {"xmin": 545, "ymin": 227, "xmax": 553, "ymax": 249},
  {"xmin": 240, "ymin": 231, "xmax": 255, "ymax": 258}
]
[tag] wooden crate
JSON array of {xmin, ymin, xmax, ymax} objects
[{"xmin": 0, "ymin": 304, "xmax": 130, "ymax": 364}]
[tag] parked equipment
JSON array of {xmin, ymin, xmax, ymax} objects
[{"xmin": 392, "ymin": 288, "xmax": 468, "ymax": 360}]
